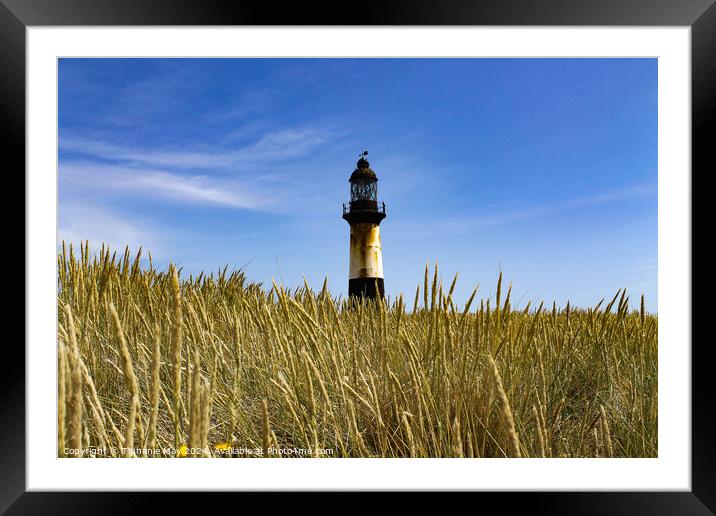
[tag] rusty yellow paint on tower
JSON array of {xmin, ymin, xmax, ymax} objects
[{"xmin": 349, "ymin": 223, "xmax": 384, "ymax": 280}]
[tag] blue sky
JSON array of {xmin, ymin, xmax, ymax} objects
[{"xmin": 58, "ymin": 58, "xmax": 657, "ymax": 311}]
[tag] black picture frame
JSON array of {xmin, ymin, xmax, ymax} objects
[{"xmin": 6, "ymin": 0, "xmax": 710, "ymax": 513}]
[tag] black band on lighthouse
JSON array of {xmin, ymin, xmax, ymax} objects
[{"xmin": 348, "ymin": 278, "xmax": 385, "ymax": 299}]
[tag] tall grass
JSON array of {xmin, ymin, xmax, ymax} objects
[{"xmin": 57, "ymin": 242, "xmax": 657, "ymax": 458}]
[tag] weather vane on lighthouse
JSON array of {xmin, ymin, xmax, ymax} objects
[{"xmin": 342, "ymin": 151, "xmax": 386, "ymax": 299}]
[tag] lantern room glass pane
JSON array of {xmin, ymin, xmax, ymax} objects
[{"xmin": 351, "ymin": 180, "xmax": 377, "ymax": 202}]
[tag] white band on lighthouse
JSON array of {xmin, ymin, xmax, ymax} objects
[{"xmin": 349, "ymin": 223, "xmax": 384, "ymax": 280}]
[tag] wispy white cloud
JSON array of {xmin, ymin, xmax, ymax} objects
[
  {"xmin": 60, "ymin": 139, "xmax": 235, "ymax": 168},
  {"xmin": 399, "ymin": 182, "xmax": 657, "ymax": 236},
  {"xmin": 58, "ymin": 124, "xmax": 334, "ymax": 213},
  {"xmin": 59, "ymin": 127, "xmax": 327, "ymax": 170},
  {"xmin": 564, "ymin": 183, "xmax": 656, "ymax": 207},
  {"xmin": 60, "ymin": 162, "xmax": 280, "ymax": 210}
]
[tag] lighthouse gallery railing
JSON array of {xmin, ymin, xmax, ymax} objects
[{"xmin": 342, "ymin": 201, "xmax": 386, "ymax": 216}]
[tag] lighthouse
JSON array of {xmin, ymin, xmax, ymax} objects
[{"xmin": 342, "ymin": 152, "xmax": 386, "ymax": 299}]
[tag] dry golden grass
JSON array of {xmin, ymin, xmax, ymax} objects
[{"xmin": 57, "ymin": 242, "xmax": 657, "ymax": 458}]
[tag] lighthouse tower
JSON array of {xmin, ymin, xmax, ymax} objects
[{"xmin": 342, "ymin": 152, "xmax": 386, "ymax": 299}]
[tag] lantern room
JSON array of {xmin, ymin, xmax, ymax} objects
[{"xmin": 342, "ymin": 153, "xmax": 386, "ymax": 225}]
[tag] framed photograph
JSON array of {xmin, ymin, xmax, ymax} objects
[{"xmin": 8, "ymin": 0, "xmax": 711, "ymax": 511}]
